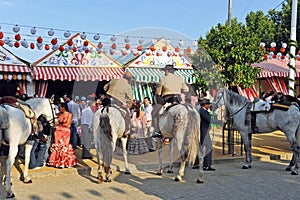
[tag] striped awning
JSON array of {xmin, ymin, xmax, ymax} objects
[
  {"xmin": 0, "ymin": 64, "xmax": 31, "ymax": 73},
  {"xmin": 33, "ymin": 66, "xmax": 125, "ymax": 81},
  {"xmin": 126, "ymin": 67, "xmax": 196, "ymax": 84},
  {"xmin": 253, "ymin": 59, "xmax": 300, "ymax": 78}
]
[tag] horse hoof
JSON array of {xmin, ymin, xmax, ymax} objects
[
  {"xmin": 156, "ymin": 172, "xmax": 162, "ymax": 176},
  {"xmin": 167, "ymin": 169, "xmax": 173, "ymax": 173},
  {"xmin": 174, "ymin": 177, "xmax": 180, "ymax": 182},
  {"xmin": 196, "ymin": 180, "xmax": 204, "ymax": 184},
  {"xmin": 291, "ymin": 170, "xmax": 298, "ymax": 175},
  {"xmin": 6, "ymin": 193, "xmax": 15, "ymax": 199},
  {"xmin": 242, "ymin": 165, "xmax": 251, "ymax": 169},
  {"xmin": 105, "ymin": 179, "xmax": 112, "ymax": 182},
  {"xmin": 23, "ymin": 179, "xmax": 32, "ymax": 184},
  {"xmin": 97, "ymin": 176, "xmax": 103, "ymax": 184},
  {"xmin": 125, "ymin": 171, "xmax": 131, "ymax": 175},
  {"xmin": 285, "ymin": 166, "xmax": 292, "ymax": 171}
]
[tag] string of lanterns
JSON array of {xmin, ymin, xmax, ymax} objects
[
  {"xmin": 0, "ymin": 22, "xmax": 198, "ymax": 56},
  {"xmin": 260, "ymin": 42, "xmax": 293, "ymax": 61}
]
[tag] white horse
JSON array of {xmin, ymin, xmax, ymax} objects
[
  {"xmin": 0, "ymin": 97, "xmax": 57, "ymax": 198},
  {"xmin": 211, "ymin": 88, "xmax": 300, "ymax": 175},
  {"xmin": 157, "ymin": 104, "xmax": 204, "ymax": 183},
  {"xmin": 93, "ymin": 105, "xmax": 130, "ymax": 183}
]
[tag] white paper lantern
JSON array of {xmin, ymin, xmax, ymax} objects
[
  {"xmin": 8, "ymin": 74, "xmax": 12, "ymax": 80},
  {"xmin": 282, "ymin": 43, "xmax": 287, "ymax": 48},
  {"xmin": 110, "ymin": 35, "xmax": 116, "ymax": 42},
  {"xmin": 260, "ymin": 42, "xmax": 265, "ymax": 47},
  {"xmin": 64, "ymin": 31, "xmax": 71, "ymax": 38},
  {"xmin": 8, "ymin": 42, "xmax": 13, "ymax": 47},
  {"xmin": 270, "ymin": 42, "xmax": 276, "ymax": 47},
  {"xmin": 17, "ymin": 74, "xmax": 22, "ymax": 80},
  {"xmin": 124, "ymin": 36, "xmax": 130, "ymax": 43},
  {"xmin": 93, "ymin": 33, "xmax": 100, "ymax": 40},
  {"xmin": 178, "ymin": 40, "xmax": 184, "ymax": 46},
  {"xmin": 192, "ymin": 40, "xmax": 197, "ymax": 47},
  {"xmin": 4, "ymin": 37, "xmax": 10, "ymax": 44},
  {"xmin": 138, "ymin": 37, "xmax": 144, "ymax": 44},
  {"xmin": 152, "ymin": 38, "xmax": 157, "ymax": 45},
  {"xmin": 80, "ymin": 32, "xmax": 87, "ymax": 40},
  {"xmin": 165, "ymin": 39, "xmax": 170, "ymax": 45},
  {"xmin": 30, "ymin": 27, "xmax": 37, "ymax": 35},
  {"xmin": 48, "ymin": 29, "xmax": 55, "ymax": 36},
  {"xmin": 21, "ymin": 39, "xmax": 28, "ymax": 47},
  {"xmin": 13, "ymin": 25, "xmax": 20, "ymax": 33}
]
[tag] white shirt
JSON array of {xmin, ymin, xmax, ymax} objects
[
  {"xmin": 142, "ymin": 104, "xmax": 153, "ymax": 121},
  {"xmin": 81, "ymin": 106, "xmax": 94, "ymax": 129},
  {"xmin": 67, "ymin": 100, "xmax": 81, "ymax": 122}
]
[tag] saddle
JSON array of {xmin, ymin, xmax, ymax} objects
[{"xmin": 0, "ymin": 96, "xmax": 38, "ymax": 133}]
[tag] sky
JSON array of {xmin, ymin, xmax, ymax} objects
[{"xmin": 0, "ymin": 0, "xmax": 285, "ymax": 62}]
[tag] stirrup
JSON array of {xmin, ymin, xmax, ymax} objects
[{"xmin": 152, "ymin": 131, "xmax": 162, "ymax": 138}]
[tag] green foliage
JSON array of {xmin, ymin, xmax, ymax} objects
[{"xmin": 192, "ymin": 19, "xmax": 265, "ymax": 89}]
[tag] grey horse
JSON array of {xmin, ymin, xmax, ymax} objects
[{"xmin": 211, "ymin": 88, "xmax": 299, "ymax": 175}]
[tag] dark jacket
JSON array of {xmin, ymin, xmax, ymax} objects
[{"xmin": 199, "ymin": 106, "xmax": 211, "ymax": 144}]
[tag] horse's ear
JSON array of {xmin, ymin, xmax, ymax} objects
[{"xmin": 50, "ymin": 95, "xmax": 54, "ymax": 102}]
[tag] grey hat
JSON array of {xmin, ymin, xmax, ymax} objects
[{"xmin": 81, "ymin": 96, "xmax": 86, "ymax": 101}]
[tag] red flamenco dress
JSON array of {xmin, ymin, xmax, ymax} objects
[{"xmin": 48, "ymin": 112, "xmax": 76, "ymax": 168}]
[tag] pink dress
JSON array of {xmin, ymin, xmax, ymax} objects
[{"xmin": 48, "ymin": 112, "xmax": 76, "ymax": 168}]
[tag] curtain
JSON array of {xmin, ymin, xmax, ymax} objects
[{"xmin": 266, "ymin": 77, "xmax": 288, "ymax": 95}]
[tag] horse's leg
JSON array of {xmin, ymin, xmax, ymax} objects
[
  {"xmin": 104, "ymin": 165, "xmax": 112, "ymax": 182},
  {"xmin": 290, "ymin": 141, "xmax": 299, "ymax": 175},
  {"xmin": 96, "ymin": 151, "xmax": 104, "ymax": 184},
  {"xmin": 196, "ymin": 149, "xmax": 204, "ymax": 184},
  {"xmin": 167, "ymin": 139, "xmax": 174, "ymax": 173},
  {"xmin": 174, "ymin": 159, "xmax": 186, "ymax": 182},
  {"xmin": 5, "ymin": 145, "xmax": 18, "ymax": 198},
  {"xmin": 242, "ymin": 133, "xmax": 252, "ymax": 169},
  {"xmin": 23, "ymin": 140, "xmax": 34, "ymax": 183},
  {"xmin": 120, "ymin": 137, "xmax": 130, "ymax": 174},
  {"xmin": 156, "ymin": 138, "xmax": 163, "ymax": 175}
]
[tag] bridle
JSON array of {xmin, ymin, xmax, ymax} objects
[{"xmin": 47, "ymin": 98, "xmax": 57, "ymax": 127}]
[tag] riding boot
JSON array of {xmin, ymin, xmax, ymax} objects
[{"xmin": 152, "ymin": 131, "xmax": 162, "ymax": 138}]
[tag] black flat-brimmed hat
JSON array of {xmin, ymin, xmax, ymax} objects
[
  {"xmin": 162, "ymin": 64, "xmax": 177, "ymax": 71},
  {"xmin": 200, "ymin": 99, "xmax": 211, "ymax": 105}
]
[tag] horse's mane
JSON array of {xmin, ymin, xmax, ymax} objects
[{"xmin": 226, "ymin": 89, "xmax": 249, "ymax": 105}]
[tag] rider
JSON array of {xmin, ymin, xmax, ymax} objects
[
  {"xmin": 152, "ymin": 64, "xmax": 189, "ymax": 139},
  {"xmin": 103, "ymin": 71, "xmax": 134, "ymax": 137}
]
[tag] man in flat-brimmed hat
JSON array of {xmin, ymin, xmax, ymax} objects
[
  {"xmin": 103, "ymin": 71, "xmax": 134, "ymax": 136},
  {"xmin": 152, "ymin": 64, "xmax": 189, "ymax": 140},
  {"xmin": 193, "ymin": 98, "xmax": 215, "ymax": 171}
]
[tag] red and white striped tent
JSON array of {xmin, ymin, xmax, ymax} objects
[
  {"xmin": 239, "ymin": 59, "xmax": 300, "ymax": 101},
  {"xmin": 0, "ymin": 46, "xmax": 32, "ymax": 96},
  {"xmin": 32, "ymin": 33, "xmax": 124, "ymax": 97}
]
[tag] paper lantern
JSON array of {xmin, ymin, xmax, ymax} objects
[
  {"xmin": 37, "ymin": 36, "xmax": 43, "ymax": 43},
  {"xmin": 4, "ymin": 37, "xmax": 10, "ymax": 44},
  {"xmin": 51, "ymin": 38, "xmax": 58, "ymax": 45},
  {"xmin": 0, "ymin": 32, "xmax": 4, "ymax": 39},
  {"xmin": 280, "ymin": 47, "xmax": 285, "ymax": 53},
  {"xmin": 13, "ymin": 25, "xmax": 20, "ymax": 33},
  {"xmin": 21, "ymin": 39, "xmax": 27, "ymax": 47},
  {"xmin": 150, "ymin": 46, "xmax": 155, "ymax": 51},
  {"xmin": 31, "ymin": 27, "xmax": 37, "ymax": 35},
  {"xmin": 282, "ymin": 43, "xmax": 287, "ymax": 48},
  {"xmin": 179, "ymin": 40, "xmax": 184, "ymax": 46},
  {"xmin": 30, "ymin": 43, "xmax": 35, "ymax": 49},
  {"xmin": 145, "ymin": 49, "xmax": 151, "ymax": 56},
  {"xmin": 125, "ymin": 43, "xmax": 130, "ymax": 50},
  {"xmin": 64, "ymin": 31, "xmax": 71, "ymax": 38},
  {"xmin": 3, "ymin": 74, "xmax": 8, "ymax": 80},
  {"xmin": 22, "ymin": 74, "xmax": 26, "ymax": 80},
  {"xmin": 138, "ymin": 37, "xmax": 144, "ymax": 44},
  {"xmin": 270, "ymin": 47, "xmax": 275, "ymax": 52},
  {"xmin": 73, "ymin": 46, "xmax": 77, "ymax": 52},
  {"xmin": 59, "ymin": 46, "xmax": 64, "ymax": 52},
  {"xmin": 0, "ymin": 74, "xmax": 3, "ymax": 80},
  {"xmin": 17, "ymin": 74, "xmax": 22, "ymax": 80},
  {"xmin": 97, "ymin": 42, "xmax": 103, "ymax": 49},
  {"xmin": 270, "ymin": 42, "xmax": 276, "ymax": 47},
  {"xmin": 8, "ymin": 74, "xmax": 12, "ymax": 80},
  {"xmin": 260, "ymin": 42, "xmax": 265, "ymax": 47},
  {"xmin": 137, "ymin": 45, "xmax": 143, "ymax": 51},
  {"xmin": 152, "ymin": 39, "xmax": 157, "ymax": 45},
  {"xmin": 94, "ymin": 33, "xmax": 100, "ymax": 40},
  {"xmin": 110, "ymin": 49, "xmax": 115, "ymax": 55},
  {"xmin": 14, "ymin": 41, "xmax": 20, "ymax": 48},
  {"xmin": 111, "ymin": 43, "xmax": 117, "ymax": 49},
  {"xmin": 192, "ymin": 40, "xmax": 197, "ymax": 47},
  {"xmin": 175, "ymin": 46, "xmax": 180, "ymax": 52},
  {"xmin": 124, "ymin": 36, "xmax": 130, "ymax": 43},
  {"xmin": 0, "ymin": 40, "xmax": 4, "ymax": 46},
  {"xmin": 85, "ymin": 49, "xmax": 89, "ymax": 53},
  {"xmin": 67, "ymin": 40, "xmax": 73, "ymax": 46},
  {"xmin": 162, "ymin": 46, "xmax": 167, "ymax": 52},
  {"xmin": 83, "ymin": 40, "xmax": 89, "ymax": 46},
  {"xmin": 80, "ymin": 32, "xmax": 87, "ymax": 40},
  {"xmin": 45, "ymin": 44, "xmax": 50, "ymax": 50},
  {"xmin": 165, "ymin": 39, "xmax": 170, "ymax": 45},
  {"xmin": 8, "ymin": 42, "xmax": 13, "ymax": 47},
  {"xmin": 15, "ymin": 34, "xmax": 21, "ymax": 41},
  {"xmin": 110, "ymin": 35, "xmax": 116, "ymax": 42},
  {"xmin": 48, "ymin": 29, "xmax": 55, "ymax": 36}
]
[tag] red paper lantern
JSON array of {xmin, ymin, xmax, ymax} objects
[
  {"xmin": 30, "ymin": 43, "xmax": 35, "ymax": 49},
  {"xmin": 298, "ymin": 57, "xmax": 300, "ymax": 61},
  {"xmin": 281, "ymin": 55, "xmax": 285, "ymax": 60},
  {"xmin": 14, "ymin": 41, "xmax": 20, "ymax": 48},
  {"xmin": 122, "ymin": 51, "xmax": 127, "ymax": 56},
  {"xmin": 97, "ymin": 42, "xmax": 103, "ymax": 49},
  {"xmin": 67, "ymin": 40, "xmax": 73, "ymax": 46},
  {"xmin": 186, "ymin": 46, "xmax": 191, "ymax": 54},
  {"xmin": 150, "ymin": 46, "xmax": 155, "ymax": 51},
  {"xmin": 137, "ymin": 45, "xmax": 143, "ymax": 51},
  {"xmin": 263, "ymin": 54, "xmax": 268, "ymax": 59},
  {"xmin": 59, "ymin": 46, "xmax": 64, "ymax": 52},
  {"xmin": 270, "ymin": 47, "xmax": 275, "ymax": 52},
  {"xmin": 111, "ymin": 43, "xmax": 117, "ymax": 49},
  {"xmin": 0, "ymin": 40, "xmax": 4, "ymax": 46},
  {"xmin": 280, "ymin": 47, "xmax": 285, "ymax": 53},
  {"xmin": 37, "ymin": 36, "xmax": 43, "ymax": 43},
  {"xmin": 45, "ymin": 44, "xmax": 50, "ymax": 50},
  {"xmin": 162, "ymin": 46, "xmax": 167, "ymax": 52},
  {"xmin": 175, "ymin": 46, "xmax": 180, "ymax": 52},
  {"xmin": 15, "ymin": 34, "xmax": 21, "ymax": 41},
  {"xmin": 125, "ymin": 43, "xmax": 130, "ymax": 50},
  {"xmin": 272, "ymin": 54, "xmax": 277, "ymax": 59},
  {"xmin": 133, "ymin": 52, "xmax": 138, "ymax": 56},
  {"xmin": 85, "ymin": 49, "xmax": 89, "ymax": 53},
  {"xmin": 83, "ymin": 40, "xmax": 89, "ymax": 46},
  {"xmin": 73, "ymin": 47, "xmax": 77, "ymax": 52},
  {"xmin": 51, "ymin": 38, "xmax": 58, "ymax": 45},
  {"xmin": 0, "ymin": 32, "xmax": 3, "ymax": 39}
]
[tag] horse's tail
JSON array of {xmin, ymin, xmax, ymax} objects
[
  {"xmin": 186, "ymin": 108, "xmax": 200, "ymax": 166},
  {"xmin": 99, "ymin": 112, "xmax": 113, "ymax": 166}
]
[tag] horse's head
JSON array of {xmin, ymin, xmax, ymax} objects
[
  {"xmin": 210, "ymin": 88, "xmax": 226, "ymax": 112},
  {"xmin": 26, "ymin": 96, "xmax": 57, "ymax": 127}
]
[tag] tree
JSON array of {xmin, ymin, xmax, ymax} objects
[{"xmin": 193, "ymin": 19, "xmax": 265, "ymax": 89}]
